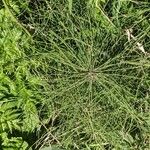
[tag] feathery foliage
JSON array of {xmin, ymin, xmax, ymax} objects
[{"xmin": 0, "ymin": 0, "xmax": 150, "ymax": 149}]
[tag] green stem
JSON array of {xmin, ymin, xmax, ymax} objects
[
  {"xmin": 95, "ymin": 0, "xmax": 116, "ymax": 29},
  {"xmin": 2, "ymin": 0, "xmax": 32, "ymax": 37}
]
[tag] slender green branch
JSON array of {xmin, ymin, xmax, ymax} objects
[
  {"xmin": 2, "ymin": 0, "xmax": 32, "ymax": 37},
  {"xmin": 95, "ymin": 0, "xmax": 116, "ymax": 28}
]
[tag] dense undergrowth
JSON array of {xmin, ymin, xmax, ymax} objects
[{"xmin": 0, "ymin": 0, "xmax": 150, "ymax": 150}]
